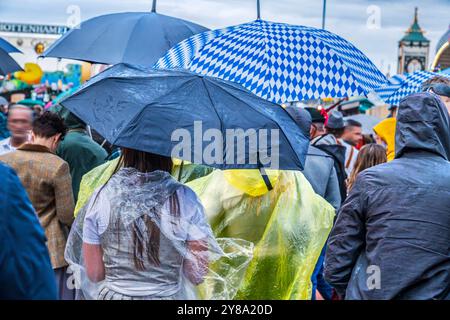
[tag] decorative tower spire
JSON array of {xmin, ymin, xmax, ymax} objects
[
  {"xmin": 397, "ymin": 7, "xmax": 430, "ymax": 74},
  {"xmin": 402, "ymin": 7, "xmax": 429, "ymax": 42}
]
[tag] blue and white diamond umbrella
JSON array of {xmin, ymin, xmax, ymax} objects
[
  {"xmin": 155, "ymin": 19, "xmax": 387, "ymax": 104},
  {"xmin": 373, "ymin": 74, "xmax": 406, "ymax": 103},
  {"xmin": 374, "ymin": 71, "xmax": 450, "ymax": 106}
]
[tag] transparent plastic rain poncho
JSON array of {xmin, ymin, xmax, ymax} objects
[
  {"xmin": 66, "ymin": 168, "xmax": 253, "ymax": 300},
  {"xmin": 186, "ymin": 169, "xmax": 335, "ymax": 300}
]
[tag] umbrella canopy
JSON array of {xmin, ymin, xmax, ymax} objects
[
  {"xmin": 155, "ymin": 19, "xmax": 387, "ymax": 104},
  {"xmin": 374, "ymin": 71, "xmax": 450, "ymax": 106},
  {"xmin": 0, "ymin": 48, "xmax": 22, "ymax": 75},
  {"xmin": 0, "ymin": 37, "xmax": 22, "ymax": 53},
  {"xmin": 344, "ymin": 114, "xmax": 381, "ymax": 135},
  {"xmin": 60, "ymin": 63, "xmax": 309, "ymax": 170},
  {"xmin": 42, "ymin": 10, "xmax": 208, "ymax": 67}
]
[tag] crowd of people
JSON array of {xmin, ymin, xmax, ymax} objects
[{"xmin": 0, "ymin": 75, "xmax": 449, "ymax": 300}]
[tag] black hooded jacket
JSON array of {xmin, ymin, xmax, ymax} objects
[{"xmin": 324, "ymin": 93, "xmax": 450, "ymax": 300}]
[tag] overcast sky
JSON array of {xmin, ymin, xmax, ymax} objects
[{"xmin": 0, "ymin": 0, "xmax": 448, "ymax": 74}]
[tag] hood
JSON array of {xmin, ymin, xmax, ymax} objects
[
  {"xmin": 223, "ymin": 169, "xmax": 280, "ymax": 197},
  {"xmin": 395, "ymin": 92, "xmax": 450, "ymax": 160},
  {"xmin": 373, "ymin": 117, "xmax": 396, "ymax": 143},
  {"xmin": 373, "ymin": 117, "xmax": 396, "ymax": 161}
]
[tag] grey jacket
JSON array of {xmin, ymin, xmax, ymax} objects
[
  {"xmin": 303, "ymin": 145, "xmax": 341, "ymax": 210},
  {"xmin": 324, "ymin": 92, "xmax": 450, "ymax": 300}
]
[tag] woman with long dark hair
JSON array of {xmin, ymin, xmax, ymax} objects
[
  {"xmin": 347, "ymin": 144, "xmax": 387, "ymax": 192},
  {"xmin": 66, "ymin": 147, "xmax": 234, "ymax": 300}
]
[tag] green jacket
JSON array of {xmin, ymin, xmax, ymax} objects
[{"xmin": 57, "ymin": 130, "xmax": 107, "ymax": 202}]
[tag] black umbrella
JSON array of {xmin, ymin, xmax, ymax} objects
[
  {"xmin": 60, "ymin": 63, "xmax": 309, "ymax": 171},
  {"xmin": 42, "ymin": 0, "xmax": 208, "ymax": 67}
]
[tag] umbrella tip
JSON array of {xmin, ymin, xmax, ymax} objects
[{"xmin": 151, "ymin": 0, "xmax": 157, "ymax": 12}]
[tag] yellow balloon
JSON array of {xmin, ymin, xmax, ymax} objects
[
  {"xmin": 81, "ymin": 62, "xmax": 91, "ymax": 83},
  {"xmin": 14, "ymin": 62, "xmax": 43, "ymax": 85}
]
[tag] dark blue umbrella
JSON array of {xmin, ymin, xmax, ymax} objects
[
  {"xmin": 42, "ymin": 1, "xmax": 208, "ymax": 67},
  {"xmin": 60, "ymin": 63, "xmax": 309, "ymax": 171},
  {"xmin": 0, "ymin": 48, "xmax": 22, "ymax": 75}
]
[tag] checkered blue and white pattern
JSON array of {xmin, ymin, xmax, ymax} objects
[
  {"xmin": 375, "ymin": 71, "xmax": 450, "ymax": 106},
  {"xmin": 156, "ymin": 20, "xmax": 387, "ymax": 104},
  {"xmin": 373, "ymin": 74, "xmax": 407, "ymax": 102}
]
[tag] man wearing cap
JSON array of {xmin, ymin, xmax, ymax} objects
[{"xmin": 311, "ymin": 110, "xmax": 348, "ymax": 201}]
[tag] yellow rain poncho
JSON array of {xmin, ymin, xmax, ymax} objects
[
  {"xmin": 187, "ymin": 169, "xmax": 335, "ymax": 300},
  {"xmin": 373, "ymin": 117, "xmax": 396, "ymax": 161}
]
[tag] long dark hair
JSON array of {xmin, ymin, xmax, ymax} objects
[
  {"xmin": 121, "ymin": 147, "xmax": 173, "ymax": 174},
  {"xmin": 121, "ymin": 148, "xmax": 180, "ymax": 270},
  {"xmin": 97, "ymin": 148, "xmax": 179, "ymax": 271}
]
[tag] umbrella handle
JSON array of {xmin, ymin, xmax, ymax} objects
[
  {"xmin": 259, "ymin": 167, "xmax": 273, "ymax": 191},
  {"xmin": 257, "ymin": 151, "xmax": 273, "ymax": 191},
  {"xmin": 152, "ymin": 0, "xmax": 157, "ymax": 13}
]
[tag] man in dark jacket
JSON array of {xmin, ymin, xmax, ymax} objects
[
  {"xmin": 0, "ymin": 162, "xmax": 57, "ymax": 299},
  {"xmin": 324, "ymin": 92, "xmax": 450, "ymax": 300}
]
